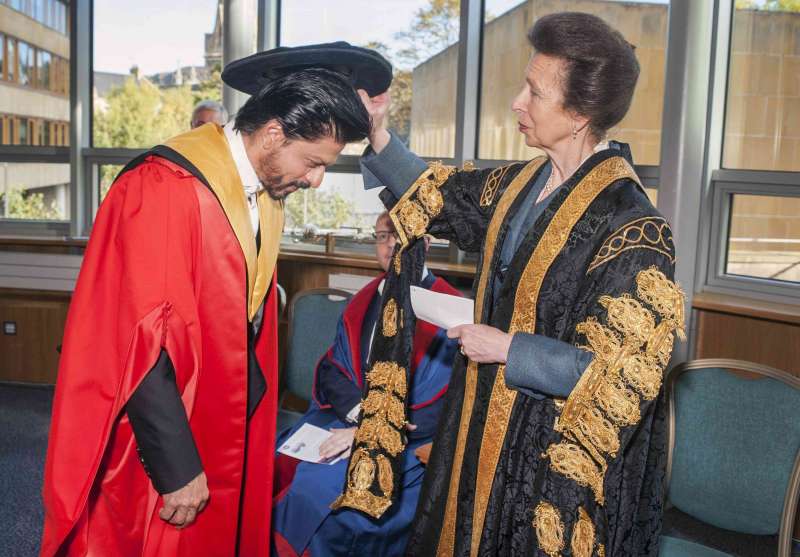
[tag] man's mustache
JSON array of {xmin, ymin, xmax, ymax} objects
[{"xmin": 267, "ymin": 180, "xmax": 311, "ymax": 200}]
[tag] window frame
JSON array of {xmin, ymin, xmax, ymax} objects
[{"xmin": 0, "ymin": 0, "xmax": 677, "ymax": 263}]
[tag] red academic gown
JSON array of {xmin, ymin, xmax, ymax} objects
[{"xmin": 40, "ymin": 124, "xmax": 284, "ymax": 556}]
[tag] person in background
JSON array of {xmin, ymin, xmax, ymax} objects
[
  {"xmin": 190, "ymin": 99, "xmax": 228, "ymax": 128},
  {"xmin": 271, "ymin": 211, "xmax": 461, "ymax": 557}
]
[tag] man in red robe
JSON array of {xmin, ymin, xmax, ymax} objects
[{"xmin": 40, "ymin": 43, "xmax": 390, "ymax": 557}]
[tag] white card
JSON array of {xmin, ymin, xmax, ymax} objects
[
  {"xmin": 410, "ymin": 286, "xmax": 474, "ymax": 330},
  {"xmin": 278, "ymin": 423, "xmax": 336, "ymax": 464}
]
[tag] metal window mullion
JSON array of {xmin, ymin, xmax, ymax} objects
[
  {"xmin": 450, "ymin": 0, "xmax": 483, "ymax": 264},
  {"xmin": 696, "ymin": 0, "xmax": 734, "ymax": 297},
  {"xmin": 453, "ymin": 0, "xmax": 482, "ymax": 168},
  {"xmin": 258, "ymin": 0, "xmax": 280, "ymax": 52},
  {"xmin": 71, "ymin": 0, "xmax": 91, "ymax": 237}
]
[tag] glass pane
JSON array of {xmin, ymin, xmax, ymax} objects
[
  {"xmin": 725, "ymin": 194, "xmax": 800, "ymax": 284},
  {"xmin": 723, "ymin": 3, "xmax": 800, "ymax": 171},
  {"xmin": 0, "ymin": 162, "xmax": 70, "ymax": 221},
  {"xmin": 98, "ymin": 164, "xmax": 123, "ymax": 205},
  {"xmin": 18, "ymin": 42, "xmax": 32, "ymax": 86},
  {"xmin": 283, "ymin": 172, "xmax": 384, "ymax": 240},
  {"xmin": 280, "ymin": 0, "xmax": 461, "ymax": 158},
  {"xmin": 478, "ymin": 0, "xmax": 668, "ymax": 164},
  {"xmin": 38, "ymin": 50, "xmax": 50, "ymax": 90},
  {"xmin": 0, "ymin": 8, "xmax": 70, "ymax": 144},
  {"xmin": 93, "ymin": 0, "xmax": 224, "ymax": 148}
]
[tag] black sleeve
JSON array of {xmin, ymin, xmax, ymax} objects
[
  {"xmin": 380, "ymin": 161, "xmax": 531, "ymax": 254},
  {"xmin": 316, "ymin": 358, "xmax": 363, "ymax": 424},
  {"xmin": 126, "ymin": 349, "xmax": 203, "ymax": 494}
]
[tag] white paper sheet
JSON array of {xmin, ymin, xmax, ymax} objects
[
  {"xmin": 277, "ymin": 423, "xmax": 340, "ymax": 464},
  {"xmin": 410, "ymin": 286, "xmax": 474, "ymax": 330}
]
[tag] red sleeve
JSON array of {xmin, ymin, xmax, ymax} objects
[{"xmin": 41, "ymin": 158, "xmax": 203, "ymax": 548}]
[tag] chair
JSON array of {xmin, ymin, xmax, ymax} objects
[
  {"xmin": 276, "ymin": 288, "xmax": 352, "ymax": 434},
  {"xmin": 659, "ymin": 359, "xmax": 800, "ymax": 557}
]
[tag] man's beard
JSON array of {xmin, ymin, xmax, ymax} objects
[
  {"xmin": 264, "ymin": 177, "xmax": 311, "ymax": 200},
  {"xmin": 259, "ymin": 152, "xmax": 311, "ymax": 200}
]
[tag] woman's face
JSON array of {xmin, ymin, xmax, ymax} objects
[{"xmin": 511, "ymin": 53, "xmax": 577, "ymax": 150}]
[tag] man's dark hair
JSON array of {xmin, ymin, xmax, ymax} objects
[
  {"xmin": 234, "ymin": 68, "xmax": 370, "ymax": 143},
  {"xmin": 528, "ymin": 12, "xmax": 640, "ymax": 140}
]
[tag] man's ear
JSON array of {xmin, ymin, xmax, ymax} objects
[{"xmin": 259, "ymin": 119, "xmax": 285, "ymax": 150}]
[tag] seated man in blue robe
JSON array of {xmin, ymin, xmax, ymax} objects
[{"xmin": 271, "ymin": 211, "xmax": 460, "ymax": 557}]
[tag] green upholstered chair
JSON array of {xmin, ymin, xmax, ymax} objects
[
  {"xmin": 276, "ymin": 288, "xmax": 351, "ymax": 434},
  {"xmin": 659, "ymin": 359, "xmax": 800, "ymax": 557}
]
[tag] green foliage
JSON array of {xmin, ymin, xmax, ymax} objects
[
  {"xmin": 0, "ymin": 187, "xmax": 63, "ymax": 220},
  {"xmin": 94, "ymin": 77, "xmax": 195, "ymax": 148},
  {"xmin": 193, "ymin": 62, "xmax": 223, "ymax": 104},
  {"xmin": 736, "ymin": 0, "xmax": 800, "ymax": 10},
  {"xmin": 284, "ymin": 188, "xmax": 361, "ymax": 230},
  {"xmin": 394, "ymin": 0, "xmax": 460, "ymax": 68}
]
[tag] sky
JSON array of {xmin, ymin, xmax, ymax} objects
[{"xmin": 94, "ymin": 0, "xmax": 670, "ymax": 76}]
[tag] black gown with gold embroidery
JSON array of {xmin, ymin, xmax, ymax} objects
[{"xmin": 374, "ymin": 147, "xmax": 684, "ymax": 557}]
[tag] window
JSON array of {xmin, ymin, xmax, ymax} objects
[
  {"xmin": 38, "ymin": 50, "xmax": 50, "ymax": 90},
  {"xmin": 0, "ymin": 162, "xmax": 70, "ymax": 221},
  {"xmin": 92, "ymin": 0, "xmax": 224, "ymax": 148},
  {"xmin": 7, "ymin": 38, "xmax": 16, "ymax": 82},
  {"xmin": 723, "ymin": 3, "xmax": 799, "ymax": 172},
  {"xmin": 280, "ymin": 0, "xmax": 461, "ymax": 158},
  {"xmin": 478, "ymin": 0, "xmax": 669, "ymax": 165},
  {"xmin": 725, "ymin": 194, "xmax": 800, "ymax": 284},
  {"xmin": 18, "ymin": 41, "xmax": 33, "ymax": 86}
]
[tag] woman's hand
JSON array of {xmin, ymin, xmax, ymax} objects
[
  {"xmin": 319, "ymin": 427, "xmax": 356, "ymax": 461},
  {"xmin": 357, "ymin": 89, "xmax": 391, "ymax": 153},
  {"xmin": 447, "ymin": 324, "xmax": 513, "ymax": 364}
]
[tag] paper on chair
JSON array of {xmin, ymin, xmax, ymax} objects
[
  {"xmin": 410, "ymin": 286, "xmax": 474, "ymax": 330},
  {"xmin": 278, "ymin": 423, "xmax": 338, "ymax": 464}
]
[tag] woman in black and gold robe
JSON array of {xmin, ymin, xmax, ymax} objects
[{"xmin": 345, "ymin": 12, "xmax": 685, "ymax": 557}]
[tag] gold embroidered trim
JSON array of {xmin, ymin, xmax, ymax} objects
[
  {"xmin": 576, "ymin": 318, "xmax": 621, "ymax": 365},
  {"xmin": 571, "ymin": 507, "xmax": 596, "ymax": 557},
  {"xmin": 419, "ymin": 182, "xmax": 444, "ymax": 216},
  {"xmin": 396, "ymin": 200, "xmax": 429, "ymax": 241},
  {"xmin": 479, "ymin": 164, "xmax": 513, "ymax": 207},
  {"xmin": 622, "ymin": 353, "xmax": 662, "ymax": 400},
  {"xmin": 470, "ymin": 157, "xmax": 639, "ymax": 553},
  {"xmin": 389, "ymin": 161, "xmax": 455, "ymax": 246},
  {"xmin": 393, "ymin": 251, "xmax": 402, "ymax": 274},
  {"xmin": 331, "ymin": 448, "xmax": 393, "ymax": 518},
  {"xmin": 546, "ymin": 442, "xmax": 606, "ymax": 504},
  {"xmin": 600, "ymin": 295, "xmax": 655, "ymax": 348},
  {"xmin": 377, "ymin": 454, "xmax": 393, "ymax": 497},
  {"xmin": 550, "ymin": 267, "xmax": 685, "ymax": 506},
  {"xmin": 367, "ymin": 361, "xmax": 408, "ymax": 399},
  {"xmin": 382, "ymin": 298, "xmax": 398, "ymax": 337},
  {"xmin": 598, "ymin": 544, "xmax": 606, "ymax": 557},
  {"xmin": 336, "ymin": 361, "xmax": 409, "ymax": 517},
  {"xmin": 595, "ymin": 374, "xmax": 640, "ymax": 427},
  {"xmin": 588, "ymin": 217, "xmax": 675, "ymax": 274},
  {"xmin": 436, "ymin": 157, "xmax": 547, "ymax": 557},
  {"xmin": 355, "ymin": 416, "xmax": 404, "ymax": 455},
  {"xmin": 533, "ymin": 501, "xmax": 565, "ymax": 557}
]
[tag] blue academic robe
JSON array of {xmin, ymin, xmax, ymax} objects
[{"xmin": 272, "ymin": 273, "xmax": 460, "ymax": 557}]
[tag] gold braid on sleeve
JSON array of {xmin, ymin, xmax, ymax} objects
[
  {"xmin": 545, "ymin": 267, "xmax": 685, "ymax": 505},
  {"xmin": 389, "ymin": 161, "xmax": 456, "ymax": 247},
  {"xmin": 331, "ymin": 361, "xmax": 409, "ymax": 518}
]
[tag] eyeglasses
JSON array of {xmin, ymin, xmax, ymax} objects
[{"xmin": 373, "ymin": 230, "xmax": 398, "ymax": 244}]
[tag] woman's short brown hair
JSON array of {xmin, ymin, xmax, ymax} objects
[{"xmin": 527, "ymin": 12, "xmax": 640, "ymax": 140}]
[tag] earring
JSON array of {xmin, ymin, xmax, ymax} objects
[{"xmin": 572, "ymin": 127, "xmax": 577, "ymax": 140}]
